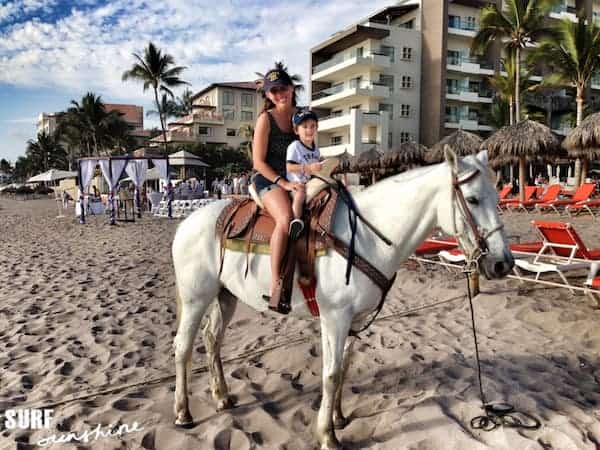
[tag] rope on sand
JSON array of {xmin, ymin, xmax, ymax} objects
[{"xmin": 7, "ymin": 294, "xmax": 467, "ymax": 413}]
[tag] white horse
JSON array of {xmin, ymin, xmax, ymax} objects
[{"xmin": 171, "ymin": 149, "xmax": 514, "ymax": 449}]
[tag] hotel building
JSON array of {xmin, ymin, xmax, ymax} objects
[
  {"xmin": 310, "ymin": 1, "xmax": 600, "ymax": 153},
  {"xmin": 150, "ymin": 82, "xmax": 263, "ymax": 149}
]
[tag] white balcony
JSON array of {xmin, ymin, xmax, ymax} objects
[
  {"xmin": 312, "ymin": 52, "xmax": 391, "ymax": 82},
  {"xmin": 445, "ymin": 117, "xmax": 492, "ymax": 132},
  {"xmin": 447, "ymin": 22, "xmax": 478, "ymax": 38},
  {"xmin": 447, "ymin": 57, "xmax": 494, "ymax": 76},
  {"xmin": 318, "ymin": 114, "xmax": 352, "ymax": 132},
  {"xmin": 446, "ymin": 90, "xmax": 493, "ymax": 103},
  {"xmin": 592, "ymin": 75, "xmax": 600, "ymax": 90},
  {"xmin": 311, "ymin": 82, "xmax": 390, "ymax": 108},
  {"xmin": 500, "ymin": 70, "xmax": 542, "ymax": 82},
  {"xmin": 549, "ymin": 7, "xmax": 577, "ymax": 22}
]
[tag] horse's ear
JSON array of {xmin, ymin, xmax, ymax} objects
[
  {"xmin": 443, "ymin": 145, "xmax": 459, "ymax": 173},
  {"xmin": 476, "ymin": 150, "xmax": 488, "ymax": 167}
]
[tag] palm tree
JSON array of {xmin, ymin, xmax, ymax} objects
[
  {"xmin": 238, "ymin": 124, "xmax": 254, "ymax": 160},
  {"xmin": 122, "ymin": 42, "xmax": 189, "ymax": 153},
  {"xmin": 0, "ymin": 158, "xmax": 12, "ymax": 175},
  {"xmin": 529, "ymin": 18, "xmax": 600, "ymax": 185},
  {"xmin": 26, "ymin": 132, "xmax": 68, "ymax": 173},
  {"xmin": 61, "ymin": 93, "xmax": 130, "ymax": 156},
  {"xmin": 13, "ymin": 156, "xmax": 32, "ymax": 182},
  {"xmin": 472, "ymin": 0, "xmax": 557, "ymax": 122},
  {"xmin": 175, "ymin": 88, "xmax": 194, "ymax": 116},
  {"xmin": 147, "ymin": 93, "xmax": 179, "ymax": 121}
]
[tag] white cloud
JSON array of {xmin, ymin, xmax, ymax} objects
[{"xmin": 0, "ymin": 0, "xmax": 391, "ymax": 109}]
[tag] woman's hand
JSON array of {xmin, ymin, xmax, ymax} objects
[{"xmin": 280, "ymin": 180, "xmax": 304, "ymax": 193}]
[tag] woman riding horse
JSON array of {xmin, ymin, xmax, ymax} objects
[{"xmin": 251, "ymin": 67, "xmax": 304, "ymax": 312}]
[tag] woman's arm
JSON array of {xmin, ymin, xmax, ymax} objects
[{"xmin": 252, "ymin": 112, "xmax": 280, "ymax": 182}]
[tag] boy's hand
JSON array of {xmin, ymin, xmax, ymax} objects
[{"xmin": 307, "ymin": 162, "xmax": 323, "ymax": 173}]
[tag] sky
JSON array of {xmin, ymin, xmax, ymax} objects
[{"xmin": 0, "ymin": 0, "xmax": 393, "ymax": 162}]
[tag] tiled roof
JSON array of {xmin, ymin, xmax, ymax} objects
[{"xmin": 105, "ymin": 104, "xmax": 144, "ymax": 126}]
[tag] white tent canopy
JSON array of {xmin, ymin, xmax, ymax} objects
[
  {"xmin": 27, "ymin": 169, "xmax": 77, "ymax": 183},
  {"xmin": 168, "ymin": 150, "xmax": 210, "ymax": 167}
]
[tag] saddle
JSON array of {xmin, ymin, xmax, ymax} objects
[{"xmin": 215, "ymin": 160, "xmax": 396, "ymax": 319}]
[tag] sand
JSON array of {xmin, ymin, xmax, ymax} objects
[{"xmin": 0, "ymin": 197, "xmax": 599, "ymax": 450}]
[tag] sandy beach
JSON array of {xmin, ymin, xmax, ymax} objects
[{"xmin": 1, "ymin": 197, "xmax": 599, "ymax": 450}]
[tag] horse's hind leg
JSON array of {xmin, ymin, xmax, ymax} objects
[
  {"xmin": 203, "ymin": 288, "xmax": 238, "ymax": 411},
  {"xmin": 173, "ymin": 287, "xmax": 214, "ymax": 427},
  {"xmin": 332, "ymin": 336, "xmax": 356, "ymax": 429}
]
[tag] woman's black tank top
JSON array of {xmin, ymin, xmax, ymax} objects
[{"xmin": 264, "ymin": 111, "xmax": 296, "ymax": 177}]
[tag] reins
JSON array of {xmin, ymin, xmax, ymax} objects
[{"xmin": 463, "ymin": 262, "xmax": 541, "ymax": 432}]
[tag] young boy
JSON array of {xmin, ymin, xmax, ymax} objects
[{"xmin": 286, "ymin": 109, "xmax": 322, "ymax": 240}]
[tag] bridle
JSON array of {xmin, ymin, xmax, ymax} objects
[{"xmin": 452, "ymin": 168, "xmax": 504, "ymax": 266}]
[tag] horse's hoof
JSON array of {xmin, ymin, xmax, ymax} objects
[
  {"xmin": 333, "ymin": 415, "xmax": 350, "ymax": 429},
  {"xmin": 216, "ymin": 396, "xmax": 236, "ymax": 411},
  {"xmin": 174, "ymin": 410, "xmax": 194, "ymax": 428}
]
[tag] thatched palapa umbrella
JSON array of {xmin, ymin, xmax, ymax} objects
[
  {"xmin": 426, "ymin": 129, "xmax": 483, "ymax": 163},
  {"xmin": 350, "ymin": 147, "xmax": 382, "ymax": 185},
  {"xmin": 382, "ymin": 142, "xmax": 427, "ymax": 169},
  {"xmin": 482, "ymin": 119, "xmax": 560, "ymax": 202},
  {"xmin": 563, "ymin": 112, "xmax": 600, "ymax": 185}
]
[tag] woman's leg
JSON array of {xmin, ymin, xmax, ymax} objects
[{"xmin": 261, "ymin": 187, "xmax": 293, "ymax": 295}]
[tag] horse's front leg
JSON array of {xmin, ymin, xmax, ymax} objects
[
  {"xmin": 317, "ymin": 313, "xmax": 351, "ymax": 450},
  {"xmin": 332, "ymin": 336, "xmax": 356, "ymax": 429},
  {"xmin": 203, "ymin": 289, "xmax": 238, "ymax": 411}
]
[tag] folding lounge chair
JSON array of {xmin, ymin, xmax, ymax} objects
[
  {"xmin": 505, "ymin": 184, "xmax": 562, "ymax": 213},
  {"xmin": 510, "ymin": 220, "xmax": 600, "ymax": 293},
  {"xmin": 565, "ymin": 198, "xmax": 600, "ymax": 219},
  {"xmin": 498, "ymin": 186, "xmax": 537, "ymax": 210},
  {"xmin": 498, "ymin": 185, "xmax": 512, "ymax": 201},
  {"xmin": 414, "ymin": 238, "xmax": 458, "ymax": 256},
  {"xmin": 535, "ymin": 183, "xmax": 596, "ymax": 215}
]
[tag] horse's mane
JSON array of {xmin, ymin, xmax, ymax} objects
[{"xmin": 358, "ymin": 162, "xmax": 443, "ymax": 196}]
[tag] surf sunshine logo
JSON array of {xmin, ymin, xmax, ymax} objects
[{"xmin": 4, "ymin": 409, "xmax": 144, "ymax": 446}]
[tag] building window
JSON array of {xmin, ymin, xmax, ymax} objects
[
  {"xmin": 401, "ymin": 75, "xmax": 412, "ymax": 89},
  {"xmin": 332, "ymin": 136, "xmax": 343, "ymax": 145},
  {"xmin": 241, "ymin": 111, "xmax": 253, "ymax": 121},
  {"xmin": 223, "ymin": 108, "xmax": 235, "ymax": 120},
  {"xmin": 447, "ymin": 50, "xmax": 461, "ymax": 66},
  {"xmin": 380, "ymin": 45, "xmax": 395, "ymax": 62},
  {"xmin": 400, "ymin": 132, "xmax": 411, "ymax": 143},
  {"xmin": 378, "ymin": 103, "xmax": 393, "ymax": 119},
  {"xmin": 198, "ymin": 126, "xmax": 212, "ymax": 136},
  {"xmin": 331, "ymin": 110, "xmax": 343, "ymax": 117},
  {"xmin": 226, "ymin": 128, "xmax": 236, "ymax": 137},
  {"xmin": 351, "ymin": 104, "xmax": 362, "ymax": 110},
  {"xmin": 241, "ymin": 93, "xmax": 254, "ymax": 107},
  {"xmin": 448, "ymin": 15, "xmax": 460, "ymax": 28},
  {"xmin": 400, "ymin": 104, "xmax": 410, "ymax": 117},
  {"xmin": 465, "ymin": 16, "xmax": 477, "ymax": 30},
  {"xmin": 388, "ymin": 132, "xmax": 393, "ymax": 147},
  {"xmin": 223, "ymin": 91, "xmax": 235, "ymax": 106},
  {"xmin": 400, "ymin": 19, "xmax": 414, "ymax": 29},
  {"xmin": 379, "ymin": 74, "xmax": 394, "ymax": 92},
  {"xmin": 401, "ymin": 47, "xmax": 412, "ymax": 61}
]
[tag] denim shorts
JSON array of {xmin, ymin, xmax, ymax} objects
[{"xmin": 252, "ymin": 173, "xmax": 282, "ymax": 198}]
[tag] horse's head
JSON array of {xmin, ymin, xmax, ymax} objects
[{"xmin": 438, "ymin": 146, "xmax": 514, "ymax": 279}]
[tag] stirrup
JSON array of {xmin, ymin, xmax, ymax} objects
[
  {"xmin": 289, "ymin": 219, "xmax": 304, "ymax": 241},
  {"xmin": 262, "ymin": 295, "xmax": 291, "ymax": 315}
]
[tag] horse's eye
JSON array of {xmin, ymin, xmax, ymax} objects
[{"xmin": 467, "ymin": 197, "xmax": 479, "ymax": 205}]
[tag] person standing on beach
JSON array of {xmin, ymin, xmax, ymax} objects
[{"xmin": 251, "ymin": 66, "xmax": 302, "ymax": 312}]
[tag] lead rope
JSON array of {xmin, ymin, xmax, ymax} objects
[{"xmin": 465, "ymin": 270, "xmax": 542, "ymax": 431}]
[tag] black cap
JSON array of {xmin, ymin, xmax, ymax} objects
[
  {"xmin": 292, "ymin": 109, "xmax": 318, "ymax": 127},
  {"xmin": 263, "ymin": 69, "xmax": 293, "ymax": 92}
]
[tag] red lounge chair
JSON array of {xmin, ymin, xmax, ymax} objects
[
  {"xmin": 414, "ymin": 238, "xmax": 458, "ymax": 256},
  {"xmin": 499, "ymin": 186, "xmax": 537, "ymax": 209},
  {"xmin": 531, "ymin": 220, "xmax": 600, "ymax": 261},
  {"xmin": 535, "ymin": 183, "xmax": 596, "ymax": 215},
  {"xmin": 505, "ymin": 184, "xmax": 562, "ymax": 213},
  {"xmin": 565, "ymin": 198, "xmax": 600, "ymax": 219},
  {"xmin": 498, "ymin": 185, "xmax": 512, "ymax": 200}
]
